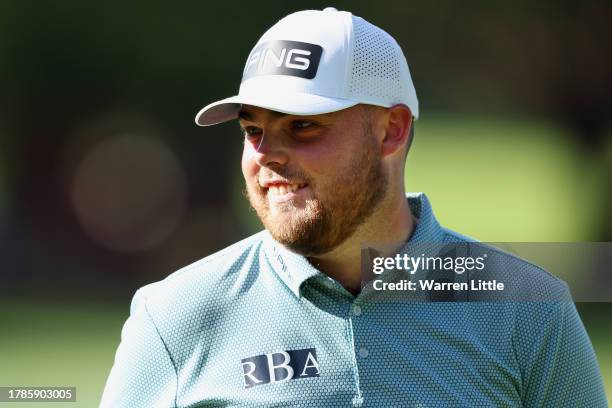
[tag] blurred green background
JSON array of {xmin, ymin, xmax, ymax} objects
[{"xmin": 0, "ymin": 1, "xmax": 610, "ymax": 406}]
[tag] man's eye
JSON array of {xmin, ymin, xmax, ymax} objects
[
  {"xmin": 292, "ymin": 120, "xmax": 314, "ymax": 129},
  {"xmin": 242, "ymin": 126, "xmax": 262, "ymax": 137}
]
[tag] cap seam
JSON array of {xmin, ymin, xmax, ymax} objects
[{"xmin": 342, "ymin": 12, "xmax": 356, "ymax": 99}]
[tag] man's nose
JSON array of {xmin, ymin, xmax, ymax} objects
[{"xmin": 253, "ymin": 131, "xmax": 289, "ymax": 168}]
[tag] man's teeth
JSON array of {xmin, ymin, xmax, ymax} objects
[{"xmin": 268, "ymin": 184, "xmax": 305, "ymax": 196}]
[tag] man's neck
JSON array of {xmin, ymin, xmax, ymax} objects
[{"xmin": 308, "ymin": 194, "xmax": 415, "ymax": 295}]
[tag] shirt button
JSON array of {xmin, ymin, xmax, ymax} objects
[
  {"xmin": 358, "ymin": 347, "xmax": 369, "ymax": 358},
  {"xmin": 352, "ymin": 305, "xmax": 362, "ymax": 316}
]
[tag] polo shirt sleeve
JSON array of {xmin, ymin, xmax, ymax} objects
[
  {"xmin": 517, "ymin": 288, "xmax": 607, "ymax": 407},
  {"xmin": 100, "ymin": 288, "xmax": 178, "ymax": 408}
]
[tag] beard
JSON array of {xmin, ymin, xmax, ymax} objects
[{"xmin": 244, "ymin": 124, "xmax": 388, "ymax": 256}]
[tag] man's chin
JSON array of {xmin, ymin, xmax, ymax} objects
[
  {"xmin": 263, "ymin": 217, "xmax": 308, "ymax": 242},
  {"xmin": 249, "ymin": 193, "xmax": 334, "ymax": 255},
  {"xmin": 265, "ymin": 221, "xmax": 340, "ymax": 257}
]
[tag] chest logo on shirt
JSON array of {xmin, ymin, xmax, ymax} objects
[{"xmin": 241, "ymin": 348, "xmax": 320, "ymax": 388}]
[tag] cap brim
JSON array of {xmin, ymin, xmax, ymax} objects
[{"xmin": 195, "ymin": 92, "xmax": 359, "ymax": 126}]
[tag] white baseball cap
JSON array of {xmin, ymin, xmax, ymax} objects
[{"xmin": 195, "ymin": 7, "xmax": 419, "ymax": 126}]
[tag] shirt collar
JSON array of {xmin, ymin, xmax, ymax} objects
[
  {"xmin": 403, "ymin": 192, "xmax": 446, "ymax": 245},
  {"xmin": 263, "ymin": 231, "xmax": 320, "ymax": 297},
  {"xmin": 263, "ymin": 192, "xmax": 445, "ymax": 298}
]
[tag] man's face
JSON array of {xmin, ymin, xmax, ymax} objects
[{"xmin": 240, "ymin": 104, "xmax": 388, "ymax": 256}]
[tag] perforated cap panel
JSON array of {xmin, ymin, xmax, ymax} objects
[{"xmin": 348, "ymin": 15, "xmax": 418, "ymax": 118}]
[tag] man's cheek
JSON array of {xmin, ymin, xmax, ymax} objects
[{"xmin": 241, "ymin": 154, "xmax": 258, "ymax": 181}]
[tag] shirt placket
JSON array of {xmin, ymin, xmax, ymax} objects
[{"xmin": 346, "ymin": 301, "xmax": 366, "ymax": 407}]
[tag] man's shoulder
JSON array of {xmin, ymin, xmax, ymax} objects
[{"xmin": 133, "ymin": 231, "xmax": 268, "ymax": 315}]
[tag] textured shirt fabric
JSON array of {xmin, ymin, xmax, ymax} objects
[{"xmin": 100, "ymin": 193, "xmax": 607, "ymax": 407}]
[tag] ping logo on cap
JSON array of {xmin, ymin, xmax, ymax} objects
[
  {"xmin": 241, "ymin": 348, "xmax": 320, "ymax": 388},
  {"xmin": 242, "ymin": 40, "xmax": 323, "ymax": 81}
]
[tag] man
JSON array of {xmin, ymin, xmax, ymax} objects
[{"xmin": 101, "ymin": 8, "xmax": 606, "ymax": 407}]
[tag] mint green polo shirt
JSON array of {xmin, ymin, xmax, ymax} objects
[{"xmin": 100, "ymin": 193, "xmax": 607, "ymax": 407}]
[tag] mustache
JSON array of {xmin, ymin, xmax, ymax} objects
[{"xmin": 258, "ymin": 168, "xmax": 310, "ymax": 186}]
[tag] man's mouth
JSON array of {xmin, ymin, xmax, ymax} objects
[
  {"xmin": 267, "ymin": 183, "xmax": 308, "ymax": 197},
  {"xmin": 259, "ymin": 180, "xmax": 310, "ymax": 202}
]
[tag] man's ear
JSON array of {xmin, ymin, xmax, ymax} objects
[{"xmin": 381, "ymin": 104, "xmax": 412, "ymax": 157}]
